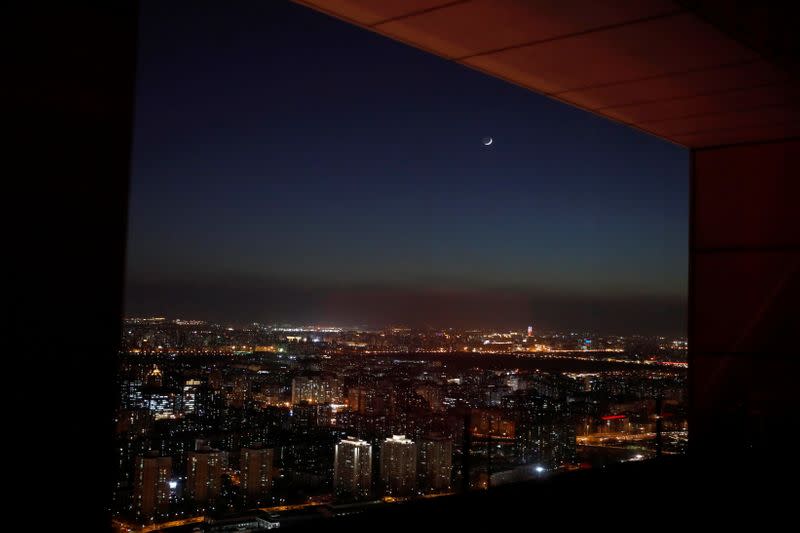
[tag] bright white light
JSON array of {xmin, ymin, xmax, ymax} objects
[
  {"xmin": 169, "ymin": 481, "xmax": 178, "ymax": 489},
  {"xmin": 535, "ymin": 466, "xmax": 545, "ymax": 473}
]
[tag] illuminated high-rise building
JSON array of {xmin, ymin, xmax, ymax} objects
[
  {"xmin": 134, "ymin": 451, "xmax": 171, "ymax": 521},
  {"xmin": 181, "ymin": 379, "xmax": 201, "ymax": 415},
  {"xmin": 186, "ymin": 447, "xmax": 223, "ymax": 504},
  {"xmin": 527, "ymin": 325, "xmax": 533, "ymax": 337},
  {"xmin": 334, "ymin": 437, "xmax": 372, "ymax": 500},
  {"xmin": 506, "ymin": 391, "xmax": 576, "ymax": 468},
  {"xmin": 240, "ymin": 446, "xmax": 274, "ymax": 503},
  {"xmin": 144, "ymin": 389, "xmax": 177, "ymax": 420},
  {"xmin": 121, "ymin": 377, "xmax": 144, "ymax": 410},
  {"xmin": 419, "ymin": 434, "xmax": 452, "ymax": 493},
  {"xmin": 380, "ymin": 435, "xmax": 417, "ymax": 497},
  {"xmin": 147, "ymin": 364, "xmax": 163, "ymax": 387}
]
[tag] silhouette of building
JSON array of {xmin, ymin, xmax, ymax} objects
[
  {"xmin": 240, "ymin": 446, "xmax": 274, "ymax": 503},
  {"xmin": 133, "ymin": 451, "xmax": 171, "ymax": 521},
  {"xmin": 419, "ymin": 434, "xmax": 452, "ymax": 493},
  {"xmin": 186, "ymin": 445, "xmax": 224, "ymax": 505}
]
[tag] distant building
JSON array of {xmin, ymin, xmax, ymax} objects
[
  {"xmin": 143, "ymin": 388, "xmax": 178, "ymax": 420},
  {"xmin": 291, "ymin": 374, "xmax": 342, "ymax": 405},
  {"xmin": 486, "ymin": 384, "xmax": 513, "ymax": 406},
  {"xmin": 147, "ymin": 364, "xmax": 163, "ymax": 387},
  {"xmin": 470, "ymin": 409, "xmax": 515, "ymax": 439},
  {"xmin": 120, "ymin": 377, "xmax": 144, "ymax": 410},
  {"xmin": 419, "ymin": 434, "xmax": 452, "ymax": 493},
  {"xmin": 134, "ymin": 451, "xmax": 171, "ymax": 521},
  {"xmin": 380, "ymin": 435, "xmax": 417, "ymax": 497},
  {"xmin": 347, "ymin": 383, "xmax": 395, "ymax": 417},
  {"xmin": 415, "ymin": 385, "xmax": 443, "ymax": 411},
  {"xmin": 240, "ymin": 446, "xmax": 274, "ymax": 503},
  {"xmin": 181, "ymin": 379, "xmax": 202, "ymax": 414},
  {"xmin": 347, "ymin": 385, "xmax": 370, "ymax": 414},
  {"xmin": 291, "ymin": 402, "xmax": 334, "ymax": 433},
  {"xmin": 186, "ymin": 446, "xmax": 224, "ymax": 504},
  {"xmin": 334, "ymin": 437, "xmax": 372, "ymax": 500}
]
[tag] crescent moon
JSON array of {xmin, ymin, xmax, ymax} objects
[{"xmin": 483, "ymin": 137, "xmax": 493, "ymax": 146}]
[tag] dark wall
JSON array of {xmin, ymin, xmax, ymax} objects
[
  {"xmin": 690, "ymin": 139, "xmax": 800, "ymax": 459},
  {"xmin": 14, "ymin": 3, "xmax": 138, "ymax": 529}
]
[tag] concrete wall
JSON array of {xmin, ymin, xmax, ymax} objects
[{"xmin": 690, "ymin": 139, "xmax": 800, "ymax": 458}]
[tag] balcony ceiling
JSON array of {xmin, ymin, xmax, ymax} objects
[{"xmin": 293, "ymin": 0, "xmax": 799, "ymax": 148}]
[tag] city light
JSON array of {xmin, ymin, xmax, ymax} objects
[{"xmin": 116, "ymin": 318, "xmax": 687, "ymax": 528}]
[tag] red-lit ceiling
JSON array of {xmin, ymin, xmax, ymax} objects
[{"xmin": 292, "ymin": 0, "xmax": 799, "ymax": 148}]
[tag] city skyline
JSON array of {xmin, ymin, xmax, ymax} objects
[
  {"xmin": 118, "ymin": 7, "xmax": 689, "ymax": 523},
  {"xmin": 121, "ymin": 312, "xmax": 686, "ymax": 338},
  {"xmin": 114, "ymin": 315, "xmax": 687, "ymax": 529}
]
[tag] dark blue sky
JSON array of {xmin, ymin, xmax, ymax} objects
[{"xmin": 125, "ymin": 0, "xmax": 688, "ymax": 334}]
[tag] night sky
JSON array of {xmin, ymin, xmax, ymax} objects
[{"xmin": 125, "ymin": 0, "xmax": 689, "ymax": 335}]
